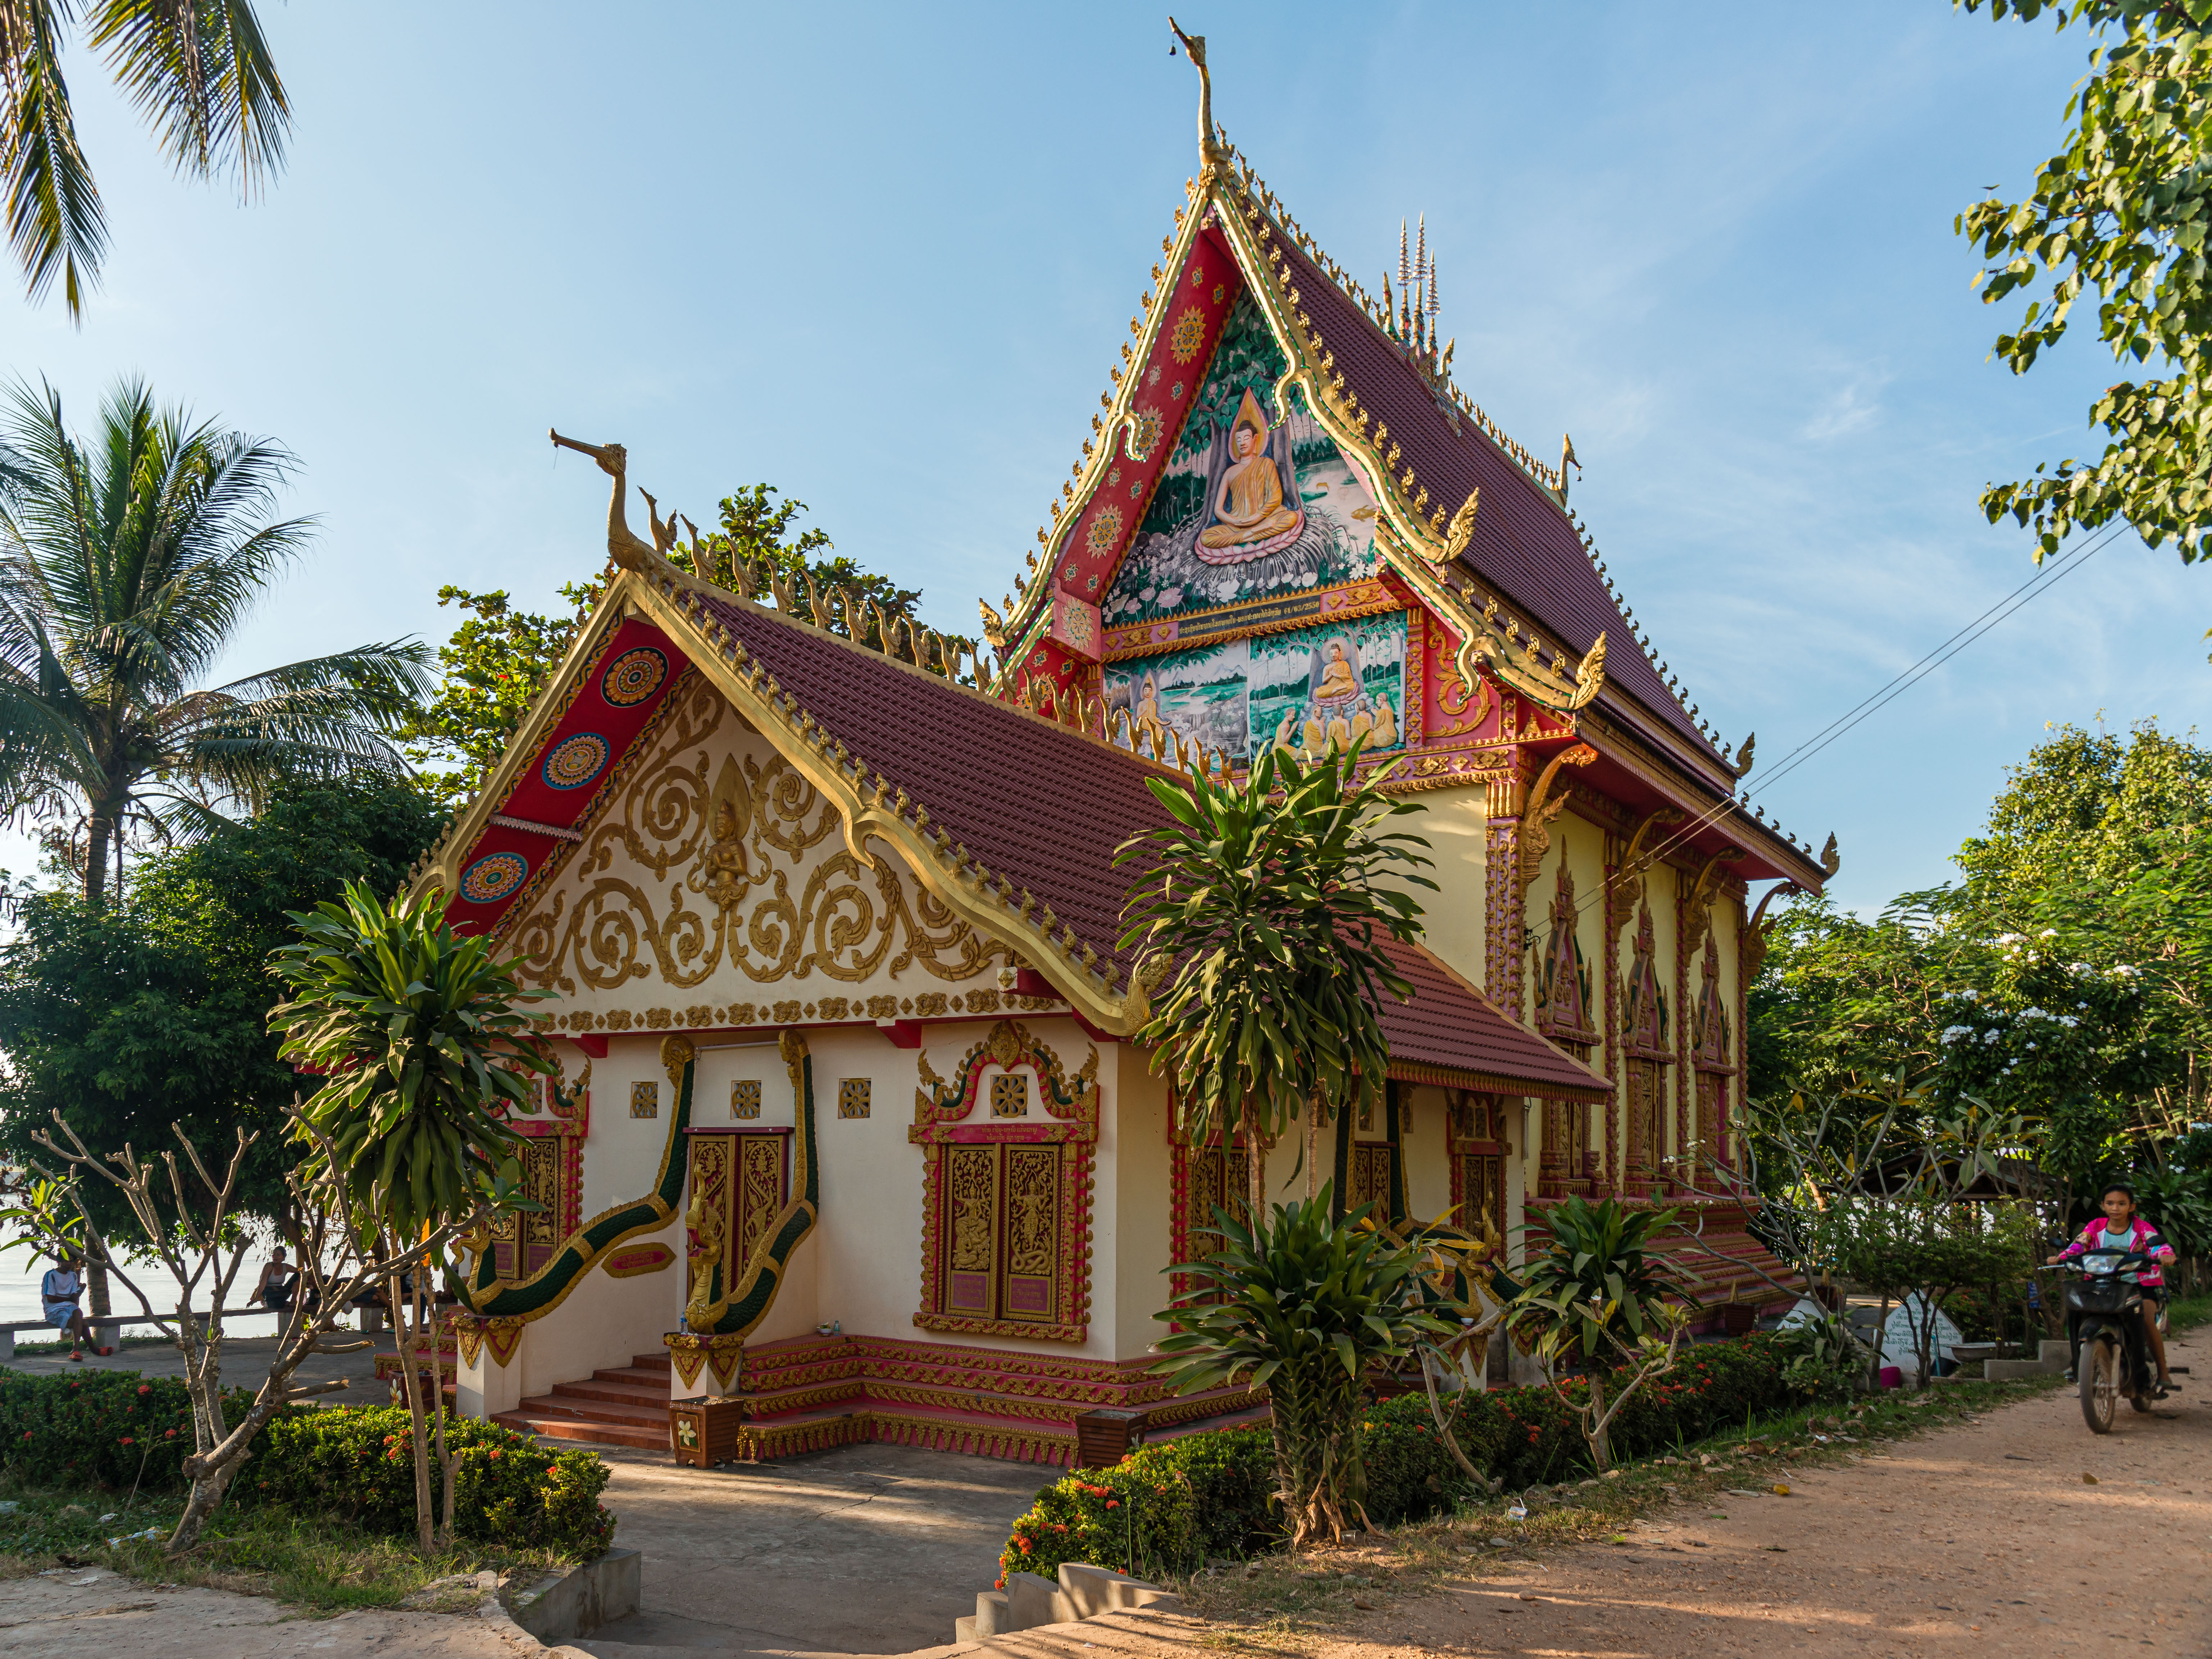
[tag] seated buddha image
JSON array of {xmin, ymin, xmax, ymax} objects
[
  {"xmin": 1195, "ymin": 388, "xmax": 1305, "ymax": 565},
  {"xmin": 1134, "ymin": 672, "xmax": 1170, "ymax": 748},
  {"xmin": 1273, "ymin": 638, "xmax": 1401, "ymax": 761}
]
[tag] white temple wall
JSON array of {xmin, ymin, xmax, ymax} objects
[
  {"xmin": 1110, "ymin": 1042, "xmax": 1173, "ymax": 1357},
  {"xmin": 1393, "ymin": 783, "xmax": 1487, "ymax": 997}
]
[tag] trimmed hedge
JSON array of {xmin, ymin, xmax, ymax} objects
[
  {"xmin": 0, "ymin": 1369, "xmax": 251, "ymax": 1492},
  {"xmin": 1000, "ymin": 1333, "xmax": 1791, "ymax": 1585},
  {"xmin": 0, "ymin": 1372, "xmax": 613, "ymax": 1557},
  {"xmin": 246, "ymin": 1406, "xmax": 614, "ymax": 1554}
]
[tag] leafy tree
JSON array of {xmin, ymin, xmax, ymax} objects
[
  {"xmin": 1749, "ymin": 724, "xmax": 2207, "ymax": 1192},
  {"xmin": 269, "ymin": 881, "xmax": 552, "ymax": 1554},
  {"xmin": 0, "ymin": 377, "xmax": 431, "ymax": 903},
  {"xmin": 1506, "ymin": 1195, "xmax": 1690, "ymax": 1471},
  {"xmin": 1117, "ymin": 741, "xmax": 1433, "ymax": 1220},
  {"xmin": 397, "ymin": 584, "xmax": 600, "ymax": 809},
  {"xmin": 2, "ymin": 0, "xmax": 291, "ymax": 322},
  {"xmin": 1959, "ymin": 1, "xmax": 2212, "ymax": 588},
  {"xmin": 1154, "ymin": 1184, "xmax": 1449, "ymax": 1546},
  {"xmin": 0, "ymin": 778, "xmax": 442, "ymax": 1255},
  {"xmin": 400, "ymin": 486, "xmax": 921, "ymax": 807},
  {"xmin": 675, "ymin": 483, "xmax": 920, "ymax": 651}
]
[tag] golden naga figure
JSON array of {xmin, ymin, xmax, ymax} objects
[{"xmin": 1196, "ymin": 389, "xmax": 1303, "ymax": 562}]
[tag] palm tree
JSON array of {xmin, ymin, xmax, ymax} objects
[
  {"xmin": 1116, "ymin": 740, "xmax": 1434, "ymax": 1220},
  {"xmin": 3, "ymin": 0, "xmax": 290, "ymax": 321},
  {"xmin": 0, "ymin": 377, "xmax": 431, "ymax": 905}
]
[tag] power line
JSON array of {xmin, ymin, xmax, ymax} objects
[{"xmin": 1560, "ymin": 523, "xmax": 2130, "ymax": 929}]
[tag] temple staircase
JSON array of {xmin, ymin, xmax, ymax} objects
[
  {"xmin": 495, "ymin": 1353, "xmax": 674, "ymax": 1450},
  {"xmin": 491, "ymin": 1333, "xmax": 1267, "ymax": 1467}
]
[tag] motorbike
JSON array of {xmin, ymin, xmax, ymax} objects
[{"xmin": 2055, "ymin": 1246, "xmax": 2165, "ymax": 1434}]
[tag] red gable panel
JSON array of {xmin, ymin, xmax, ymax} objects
[
  {"xmin": 443, "ymin": 617, "xmax": 691, "ymax": 936},
  {"xmin": 1268, "ymin": 228, "xmax": 1726, "ymax": 774}
]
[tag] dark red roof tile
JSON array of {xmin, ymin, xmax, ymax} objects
[
  {"xmin": 1271, "ymin": 231, "xmax": 1727, "ymax": 780},
  {"xmin": 697, "ymin": 594, "xmax": 1608, "ymax": 1100}
]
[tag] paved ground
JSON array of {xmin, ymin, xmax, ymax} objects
[
  {"xmin": 574, "ymin": 1442, "xmax": 1049, "ymax": 1657},
  {"xmin": 0, "ymin": 1564, "xmax": 533, "ymax": 1658},
  {"xmin": 3, "ymin": 1331, "xmax": 388, "ymax": 1400},
  {"xmin": 1211, "ymin": 1327, "xmax": 2212, "ymax": 1658}
]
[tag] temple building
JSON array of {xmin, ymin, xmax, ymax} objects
[{"xmin": 410, "ymin": 37, "xmax": 1829, "ymax": 1463}]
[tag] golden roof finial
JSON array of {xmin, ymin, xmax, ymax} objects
[
  {"xmin": 1168, "ymin": 18, "xmax": 1222, "ymax": 171},
  {"xmin": 1398, "ymin": 219, "xmax": 1411, "ymax": 285}
]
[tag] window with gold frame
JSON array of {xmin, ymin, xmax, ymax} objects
[
  {"xmin": 937, "ymin": 1143, "xmax": 1065, "ymax": 1325},
  {"xmin": 488, "ymin": 1133, "xmax": 581, "ymax": 1282}
]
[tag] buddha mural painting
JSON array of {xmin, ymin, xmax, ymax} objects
[
  {"xmin": 1194, "ymin": 388, "xmax": 1304, "ymax": 565},
  {"xmin": 1314, "ymin": 639, "xmax": 1359, "ymax": 701},
  {"xmin": 1134, "ymin": 672, "xmax": 1169, "ymax": 750}
]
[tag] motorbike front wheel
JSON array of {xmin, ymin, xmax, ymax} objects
[{"xmin": 2081, "ymin": 1336, "xmax": 2119, "ymax": 1433}]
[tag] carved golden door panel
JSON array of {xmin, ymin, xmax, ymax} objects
[
  {"xmin": 1351, "ymin": 1142, "xmax": 1394, "ymax": 1217},
  {"xmin": 684, "ymin": 1131, "xmax": 788, "ymax": 1312},
  {"xmin": 936, "ymin": 1143, "xmax": 1064, "ymax": 1326},
  {"xmin": 490, "ymin": 1135, "xmax": 580, "ymax": 1283},
  {"xmin": 1627, "ymin": 1060, "xmax": 1666, "ymax": 1188},
  {"xmin": 1187, "ymin": 1146, "xmax": 1252, "ymax": 1243},
  {"xmin": 1458, "ymin": 1154, "xmax": 1503, "ymax": 1245},
  {"xmin": 1695, "ymin": 1072, "xmax": 1724, "ymax": 1161}
]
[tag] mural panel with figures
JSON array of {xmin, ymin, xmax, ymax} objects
[
  {"xmin": 1105, "ymin": 611, "xmax": 1406, "ymax": 764},
  {"xmin": 1102, "ymin": 294, "xmax": 1383, "ymax": 637}
]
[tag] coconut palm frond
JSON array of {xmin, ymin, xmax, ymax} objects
[
  {"xmin": 86, "ymin": 0, "xmax": 291, "ymax": 199},
  {"xmin": 0, "ymin": 0, "xmax": 111, "ymax": 319},
  {"xmin": 0, "ymin": 376, "xmax": 425, "ymax": 900}
]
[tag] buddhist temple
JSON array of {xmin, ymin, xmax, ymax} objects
[{"xmin": 407, "ymin": 32, "xmax": 1830, "ymax": 1464}]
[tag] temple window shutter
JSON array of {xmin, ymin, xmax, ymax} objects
[
  {"xmin": 490, "ymin": 1133, "xmax": 582, "ymax": 1284},
  {"xmin": 936, "ymin": 1143, "xmax": 1065, "ymax": 1325},
  {"xmin": 1352, "ymin": 1143, "xmax": 1393, "ymax": 1216}
]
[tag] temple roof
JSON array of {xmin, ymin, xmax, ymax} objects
[
  {"xmin": 411, "ymin": 546, "xmax": 1613, "ymax": 1102},
  {"xmin": 688, "ymin": 587, "xmax": 1611, "ymax": 1102},
  {"xmin": 983, "ymin": 83, "xmax": 1835, "ymax": 891},
  {"xmin": 1267, "ymin": 224, "xmax": 1717, "ymax": 771}
]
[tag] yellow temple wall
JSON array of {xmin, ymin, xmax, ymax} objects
[
  {"xmin": 1110, "ymin": 1050, "xmax": 1176, "ymax": 1357},
  {"xmin": 1395, "ymin": 782, "xmax": 1488, "ymax": 998},
  {"xmin": 499, "ymin": 677, "xmax": 1019, "ymax": 1041}
]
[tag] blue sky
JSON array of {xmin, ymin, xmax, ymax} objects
[{"xmin": 4, "ymin": 1, "xmax": 2204, "ymax": 914}]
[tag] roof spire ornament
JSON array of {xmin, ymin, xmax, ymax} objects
[
  {"xmin": 1398, "ymin": 219, "xmax": 1411, "ymax": 285},
  {"xmin": 1168, "ymin": 18, "xmax": 1224, "ymax": 176}
]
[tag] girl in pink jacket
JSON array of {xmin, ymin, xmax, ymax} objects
[{"xmin": 2049, "ymin": 1182, "xmax": 2177, "ymax": 1391}]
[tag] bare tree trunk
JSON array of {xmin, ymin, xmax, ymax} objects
[
  {"xmin": 389, "ymin": 1265, "xmax": 437, "ymax": 1556},
  {"xmin": 1584, "ymin": 1369, "xmax": 1611, "ymax": 1472},
  {"xmin": 1305, "ymin": 1093, "xmax": 1323, "ymax": 1202},
  {"xmin": 1247, "ymin": 1121, "xmax": 1271, "ymax": 1228},
  {"xmin": 427, "ymin": 1273, "xmax": 459, "ymax": 1547},
  {"xmin": 83, "ymin": 815, "xmax": 111, "ymax": 907}
]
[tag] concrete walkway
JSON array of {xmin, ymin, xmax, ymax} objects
[
  {"xmin": 3, "ymin": 1332, "xmax": 387, "ymax": 1400},
  {"xmin": 575, "ymin": 1442, "xmax": 1048, "ymax": 1657},
  {"xmin": 0, "ymin": 1565, "xmax": 533, "ymax": 1658}
]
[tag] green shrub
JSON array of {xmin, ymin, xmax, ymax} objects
[
  {"xmin": 0, "ymin": 1369, "xmax": 262, "ymax": 1492},
  {"xmin": 999, "ymin": 1333, "xmax": 1793, "ymax": 1585},
  {"xmin": 247, "ymin": 1405, "xmax": 614, "ymax": 1555},
  {"xmin": 1001, "ymin": 1425, "xmax": 1276, "ymax": 1587},
  {"xmin": 0, "ymin": 1375, "xmax": 614, "ymax": 1558}
]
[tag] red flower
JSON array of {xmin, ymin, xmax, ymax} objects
[
  {"xmin": 165, "ymin": 1428, "xmax": 177, "ymax": 1438},
  {"xmin": 137, "ymin": 1384, "xmax": 151, "ymax": 1396},
  {"xmin": 1106, "ymin": 1500, "xmax": 1120, "ymax": 1509},
  {"xmin": 119, "ymin": 1436, "xmax": 133, "ymax": 1445}
]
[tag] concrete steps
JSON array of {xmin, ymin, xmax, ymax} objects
[{"xmin": 496, "ymin": 1352, "xmax": 673, "ymax": 1450}]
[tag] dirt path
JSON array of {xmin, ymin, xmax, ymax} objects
[
  {"xmin": 964, "ymin": 1330, "xmax": 2212, "ymax": 1659},
  {"xmin": 1298, "ymin": 1335, "xmax": 2212, "ymax": 1656}
]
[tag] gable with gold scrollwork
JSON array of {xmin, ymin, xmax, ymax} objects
[{"xmin": 501, "ymin": 675, "xmax": 1006, "ymax": 1032}]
